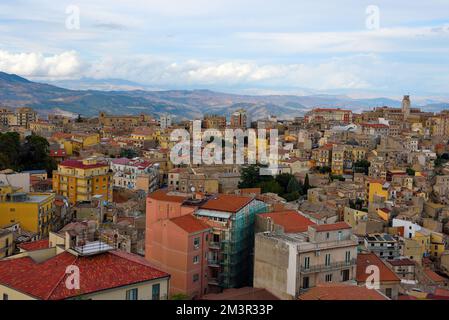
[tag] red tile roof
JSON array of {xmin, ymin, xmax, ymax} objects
[
  {"xmin": 298, "ymin": 284, "xmax": 387, "ymax": 300},
  {"xmin": 60, "ymin": 160, "xmax": 108, "ymax": 169},
  {"xmin": 202, "ymin": 287, "xmax": 280, "ymax": 300},
  {"xmin": 356, "ymin": 253, "xmax": 401, "ymax": 283},
  {"xmin": 18, "ymin": 239, "xmax": 49, "ymax": 252},
  {"xmin": 310, "ymin": 222, "xmax": 351, "ymax": 232},
  {"xmin": 148, "ymin": 189, "xmax": 187, "ymax": 203},
  {"xmin": 259, "ymin": 210, "xmax": 315, "ymax": 233},
  {"xmin": 424, "ymin": 269, "xmax": 447, "ymax": 283},
  {"xmin": 200, "ymin": 194, "xmax": 254, "ymax": 213},
  {"xmin": 387, "ymin": 259, "xmax": 416, "ymax": 267},
  {"xmin": 170, "ymin": 214, "xmax": 210, "ymax": 234},
  {"xmin": 0, "ymin": 251, "xmax": 169, "ymax": 300}
]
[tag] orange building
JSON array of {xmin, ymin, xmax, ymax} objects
[
  {"xmin": 145, "ymin": 190, "xmax": 211, "ymax": 299},
  {"xmin": 52, "ymin": 159, "xmax": 113, "ymax": 204}
]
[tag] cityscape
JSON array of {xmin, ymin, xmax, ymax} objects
[{"xmin": 1, "ymin": 0, "xmax": 449, "ymax": 308}]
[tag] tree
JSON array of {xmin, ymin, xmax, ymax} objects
[
  {"xmin": 257, "ymin": 180, "xmax": 283, "ymax": 195},
  {"xmin": 0, "ymin": 132, "xmax": 20, "ymax": 170},
  {"xmin": 120, "ymin": 148, "xmax": 139, "ymax": 159},
  {"xmin": 303, "ymin": 174, "xmax": 311, "ymax": 194},
  {"xmin": 406, "ymin": 168, "xmax": 416, "ymax": 176},
  {"xmin": 354, "ymin": 160, "xmax": 371, "ymax": 175},
  {"xmin": 287, "ymin": 176, "xmax": 301, "ymax": 194},
  {"xmin": 18, "ymin": 134, "xmax": 56, "ymax": 174},
  {"xmin": 276, "ymin": 173, "xmax": 294, "ymax": 194}
]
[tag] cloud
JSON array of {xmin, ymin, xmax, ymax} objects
[{"xmin": 0, "ymin": 50, "xmax": 83, "ymax": 78}]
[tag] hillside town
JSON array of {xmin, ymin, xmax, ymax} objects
[{"xmin": 1, "ymin": 96, "xmax": 449, "ymax": 301}]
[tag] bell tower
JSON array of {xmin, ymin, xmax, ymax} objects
[{"xmin": 402, "ymin": 95, "xmax": 410, "ymax": 120}]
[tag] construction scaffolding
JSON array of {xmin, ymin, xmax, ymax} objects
[{"xmin": 219, "ymin": 200, "xmax": 268, "ymax": 288}]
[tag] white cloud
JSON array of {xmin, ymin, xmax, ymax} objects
[{"xmin": 0, "ymin": 50, "xmax": 83, "ymax": 78}]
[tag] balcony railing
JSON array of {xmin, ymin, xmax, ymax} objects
[{"xmin": 300, "ymin": 258, "xmax": 357, "ymax": 274}]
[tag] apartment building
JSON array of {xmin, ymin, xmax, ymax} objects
[
  {"xmin": 0, "ymin": 184, "xmax": 55, "ymax": 238},
  {"xmin": 0, "ymin": 229, "xmax": 13, "ymax": 258},
  {"xmin": 110, "ymin": 158, "xmax": 159, "ymax": 192},
  {"xmin": 254, "ymin": 222, "xmax": 358, "ymax": 300},
  {"xmin": 304, "ymin": 108, "xmax": 352, "ymax": 124},
  {"xmin": 52, "ymin": 159, "xmax": 113, "ymax": 204},
  {"xmin": 145, "ymin": 190, "xmax": 210, "ymax": 299},
  {"xmin": 363, "ymin": 233, "xmax": 401, "ymax": 260}
]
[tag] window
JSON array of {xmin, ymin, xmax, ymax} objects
[
  {"xmin": 193, "ymin": 255, "xmax": 199, "ymax": 264},
  {"xmin": 304, "ymin": 256, "xmax": 310, "ymax": 270},
  {"xmin": 302, "ymin": 277, "xmax": 310, "ymax": 289},
  {"xmin": 385, "ymin": 288, "xmax": 392, "ymax": 298},
  {"xmin": 345, "ymin": 251, "xmax": 351, "ymax": 263},
  {"xmin": 337, "ymin": 231, "xmax": 342, "ymax": 241},
  {"xmin": 194, "ymin": 237, "xmax": 200, "ymax": 249},
  {"xmin": 326, "ymin": 232, "xmax": 330, "ymax": 240},
  {"xmin": 152, "ymin": 284, "xmax": 160, "ymax": 300},
  {"xmin": 126, "ymin": 288, "xmax": 138, "ymax": 300},
  {"xmin": 342, "ymin": 269, "xmax": 350, "ymax": 281},
  {"xmin": 3, "ymin": 293, "xmax": 8, "ymax": 300},
  {"xmin": 325, "ymin": 274, "xmax": 332, "ymax": 282},
  {"xmin": 193, "ymin": 274, "xmax": 199, "ymax": 282},
  {"xmin": 325, "ymin": 254, "xmax": 331, "ymax": 266}
]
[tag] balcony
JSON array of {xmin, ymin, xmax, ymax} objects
[
  {"xmin": 209, "ymin": 242, "xmax": 220, "ymax": 250},
  {"xmin": 300, "ymin": 258, "xmax": 357, "ymax": 274},
  {"xmin": 208, "ymin": 259, "xmax": 221, "ymax": 267}
]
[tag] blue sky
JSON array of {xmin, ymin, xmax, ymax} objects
[{"xmin": 1, "ymin": 0, "xmax": 449, "ymax": 99}]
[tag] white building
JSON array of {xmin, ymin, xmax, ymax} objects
[{"xmin": 110, "ymin": 158, "xmax": 159, "ymax": 192}]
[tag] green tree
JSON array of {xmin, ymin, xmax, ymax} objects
[
  {"xmin": 354, "ymin": 160, "xmax": 371, "ymax": 175},
  {"xmin": 120, "ymin": 148, "xmax": 139, "ymax": 159},
  {"xmin": 0, "ymin": 132, "xmax": 21, "ymax": 170},
  {"xmin": 406, "ymin": 168, "xmax": 416, "ymax": 176},
  {"xmin": 257, "ymin": 180, "xmax": 283, "ymax": 195},
  {"xmin": 18, "ymin": 134, "xmax": 56, "ymax": 174},
  {"xmin": 303, "ymin": 174, "xmax": 311, "ymax": 194},
  {"xmin": 287, "ymin": 176, "xmax": 301, "ymax": 194}
]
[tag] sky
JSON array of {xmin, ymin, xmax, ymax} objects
[{"xmin": 1, "ymin": 0, "xmax": 449, "ymax": 98}]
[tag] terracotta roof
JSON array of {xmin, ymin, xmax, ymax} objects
[
  {"xmin": 59, "ymin": 160, "xmax": 108, "ymax": 169},
  {"xmin": 148, "ymin": 189, "xmax": 187, "ymax": 203},
  {"xmin": 170, "ymin": 214, "xmax": 210, "ymax": 234},
  {"xmin": 310, "ymin": 222, "xmax": 351, "ymax": 232},
  {"xmin": 387, "ymin": 259, "xmax": 416, "ymax": 267},
  {"xmin": 424, "ymin": 269, "xmax": 447, "ymax": 283},
  {"xmin": 356, "ymin": 253, "xmax": 401, "ymax": 283},
  {"xmin": 200, "ymin": 194, "xmax": 254, "ymax": 213},
  {"xmin": 18, "ymin": 239, "xmax": 49, "ymax": 252},
  {"xmin": 50, "ymin": 149, "xmax": 66, "ymax": 157},
  {"xmin": 298, "ymin": 284, "xmax": 388, "ymax": 300},
  {"xmin": 0, "ymin": 250, "xmax": 169, "ymax": 300},
  {"xmin": 259, "ymin": 210, "xmax": 315, "ymax": 233}
]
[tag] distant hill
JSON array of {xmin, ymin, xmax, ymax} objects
[{"xmin": 0, "ymin": 71, "xmax": 447, "ymax": 120}]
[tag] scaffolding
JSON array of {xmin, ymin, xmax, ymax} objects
[{"xmin": 219, "ymin": 200, "xmax": 268, "ymax": 288}]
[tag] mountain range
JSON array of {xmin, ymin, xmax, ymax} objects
[{"xmin": 1, "ymin": 71, "xmax": 449, "ymax": 120}]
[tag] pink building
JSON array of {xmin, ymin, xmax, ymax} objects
[{"xmin": 146, "ymin": 190, "xmax": 211, "ymax": 299}]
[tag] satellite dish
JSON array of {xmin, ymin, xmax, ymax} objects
[{"xmin": 191, "ymin": 186, "xmax": 196, "ymax": 193}]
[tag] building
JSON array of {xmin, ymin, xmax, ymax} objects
[
  {"xmin": 402, "ymin": 95, "xmax": 411, "ymax": 120},
  {"xmin": 52, "ymin": 159, "xmax": 113, "ymax": 204},
  {"xmin": 386, "ymin": 259, "xmax": 416, "ymax": 281},
  {"xmin": 230, "ymin": 109, "xmax": 248, "ymax": 129},
  {"xmin": 356, "ymin": 253, "xmax": 401, "ymax": 300},
  {"xmin": 0, "ymin": 184, "xmax": 55, "ymax": 238},
  {"xmin": 145, "ymin": 190, "xmax": 210, "ymax": 298},
  {"xmin": 254, "ymin": 222, "xmax": 358, "ymax": 300},
  {"xmin": 0, "ymin": 241, "xmax": 170, "ymax": 300},
  {"xmin": 364, "ymin": 233, "xmax": 401, "ymax": 260},
  {"xmin": 160, "ymin": 114, "xmax": 172, "ymax": 130},
  {"xmin": 0, "ymin": 229, "xmax": 13, "ymax": 258},
  {"xmin": 305, "ymin": 108, "xmax": 352, "ymax": 124},
  {"xmin": 110, "ymin": 158, "xmax": 159, "ymax": 193},
  {"xmin": 11, "ymin": 107, "xmax": 37, "ymax": 128},
  {"xmin": 194, "ymin": 194, "xmax": 268, "ymax": 290},
  {"xmin": 203, "ymin": 114, "xmax": 226, "ymax": 129}
]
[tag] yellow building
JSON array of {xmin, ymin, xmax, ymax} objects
[
  {"xmin": 344, "ymin": 207, "xmax": 368, "ymax": 228},
  {"xmin": 0, "ymin": 229, "xmax": 13, "ymax": 258},
  {"xmin": 52, "ymin": 159, "xmax": 113, "ymax": 204},
  {"xmin": 0, "ymin": 186, "xmax": 55, "ymax": 238},
  {"xmin": 368, "ymin": 180, "xmax": 389, "ymax": 203}
]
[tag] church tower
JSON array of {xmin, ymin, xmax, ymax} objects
[{"xmin": 402, "ymin": 95, "xmax": 410, "ymax": 119}]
